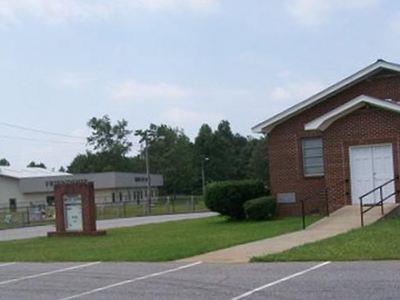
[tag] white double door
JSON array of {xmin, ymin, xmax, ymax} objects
[{"xmin": 350, "ymin": 144, "xmax": 395, "ymax": 205}]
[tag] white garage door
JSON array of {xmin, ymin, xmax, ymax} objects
[{"xmin": 349, "ymin": 144, "xmax": 395, "ymax": 205}]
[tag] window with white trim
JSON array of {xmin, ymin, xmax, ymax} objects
[{"xmin": 302, "ymin": 138, "xmax": 324, "ymax": 176}]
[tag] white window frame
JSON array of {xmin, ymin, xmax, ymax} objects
[{"xmin": 302, "ymin": 138, "xmax": 324, "ymax": 177}]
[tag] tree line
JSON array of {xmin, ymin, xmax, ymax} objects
[
  {"xmin": 0, "ymin": 159, "xmax": 47, "ymax": 169},
  {"xmin": 2, "ymin": 115, "xmax": 269, "ymax": 195}
]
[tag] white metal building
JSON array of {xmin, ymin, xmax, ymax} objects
[{"xmin": 0, "ymin": 167, "xmax": 163, "ymax": 209}]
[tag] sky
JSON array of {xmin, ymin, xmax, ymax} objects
[{"xmin": 1, "ymin": 0, "xmax": 400, "ymax": 170}]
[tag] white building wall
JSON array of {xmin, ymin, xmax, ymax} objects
[
  {"xmin": 0, "ymin": 184, "xmax": 159, "ymax": 209},
  {"xmin": 21, "ymin": 193, "xmax": 52, "ymax": 207},
  {"xmin": 0, "ymin": 176, "xmax": 26, "ymax": 208},
  {"xmin": 0, "ymin": 171, "xmax": 163, "ymax": 209}
]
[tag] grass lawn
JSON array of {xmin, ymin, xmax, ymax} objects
[
  {"xmin": 0, "ymin": 216, "xmax": 317, "ymax": 262},
  {"xmin": 253, "ymin": 217, "xmax": 400, "ymax": 262}
]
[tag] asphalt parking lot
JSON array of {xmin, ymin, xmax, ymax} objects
[{"xmin": 0, "ymin": 261, "xmax": 399, "ymax": 300}]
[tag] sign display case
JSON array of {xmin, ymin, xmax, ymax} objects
[
  {"xmin": 47, "ymin": 182, "xmax": 106, "ymax": 237},
  {"xmin": 64, "ymin": 195, "xmax": 83, "ymax": 231}
]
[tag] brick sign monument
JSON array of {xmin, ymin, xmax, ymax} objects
[{"xmin": 48, "ymin": 182, "xmax": 106, "ymax": 237}]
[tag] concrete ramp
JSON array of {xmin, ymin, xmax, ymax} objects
[
  {"xmin": 308, "ymin": 203, "xmax": 399, "ymax": 231},
  {"xmin": 180, "ymin": 204, "xmax": 399, "ymax": 264}
]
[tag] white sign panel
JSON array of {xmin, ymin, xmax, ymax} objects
[
  {"xmin": 277, "ymin": 193, "xmax": 296, "ymax": 204},
  {"xmin": 64, "ymin": 195, "xmax": 83, "ymax": 231}
]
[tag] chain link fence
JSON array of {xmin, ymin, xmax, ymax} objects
[
  {"xmin": 96, "ymin": 195, "xmax": 207, "ymax": 220},
  {"xmin": 0, "ymin": 205, "xmax": 55, "ymax": 230},
  {"xmin": 0, "ymin": 195, "xmax": 208, "ymax": 230}
]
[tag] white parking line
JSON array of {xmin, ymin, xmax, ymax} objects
[
  {"xmin": 0, "ymin": 262, "xmax": 101, "ymax": 286},
  {"xmin": 0, "ymin": 263, "xmax": 16, "ymax": 268},
  {"xmin": 231, "ymin": 261, "xmax": 331, "ymax": 300},
  {"xmin": 60, "ymin": 261, "xmax": 203, "ymax": 300}
]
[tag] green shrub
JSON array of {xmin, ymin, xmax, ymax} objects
[
  {"xmin": 244, "ymin": 196, "xmax": 277, "ymax": 221},
  {"xmin": 204, "ymin": 180, "xmax": 265, "ymax": 220}
]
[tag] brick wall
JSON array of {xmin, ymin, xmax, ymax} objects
[
  {"xmin": 268, "ymin": 70, "xmax": 400, "ymax": 216},
  {"xmin": 49, "ymin": 182, "xmax": 106, "ymax": 236},
  {"xmin": 324, "ymin": 108, "xmax": 400, "ymax": 211}
]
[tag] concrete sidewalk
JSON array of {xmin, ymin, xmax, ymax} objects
[
  {"xmin": 0, "ymin": 212, "xmax": 217, "ymax": 242},
  {"xmin": 180, "ymin": 204, "xmax": 399, "ymax": 264}
]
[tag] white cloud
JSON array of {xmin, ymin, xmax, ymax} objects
[
  {"xmin": 277, "ymin": 69, "xmax": 292, "ymax": 79},
  {"xmin": 161, "ymin": 107, "xmax": 223, "ymax": 127},
  {"xmin": 238, "ymin": 51, "xmax": 272, "ymax": 67},
  {"xmin": 388, "ymin": 12, "xmax": 400, "ymax": 33},
  {"xmin": 69, "ymin": 127, "xmax": 90, "ymax": 139},
  {"xmin": 268, "ymin": 86, "xmax": 292, "ymax": 102},
  {"xmin": 0, "ymin": 0, "xmax": 219, "ymax": 26},
  {"xmin": 51, "ymin": 73, "xmax": 96, "ymax": 88},
  {"xmin": 24, "ymin": 143, "xmax": 84, "ymax": 169},
  {"xmin": 267, "ymin": 80, "xmax": 325, "ymax": 108},
  {"xmin": 111, "ymin": 80, "xmax": 191, "ymax": 102},
  {"xmin": 0, "ymin": 0, "xmax": 110, "ymax": 26},
  {"xmin": 285, "ymin": 0, "xmax": 379, "ymax": 25},
  {"xmin": 134, "ymin": 0, "xmax": 219, "ymax": 13},
  {"xmin": 245, "ymin": 80, "xmax": 327, "ymax": 127},
  {"xmin": 1, "ymin": 136, "xmax": 85, "ymax": 169}
]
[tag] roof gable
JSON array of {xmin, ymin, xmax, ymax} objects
[
  {"xmin": 252, "ymin": 60, "xmax": 400, "ymax": 134},
  {"xmin": 304, "ymin": 95, "xmax": 400, "ymax": 131}
]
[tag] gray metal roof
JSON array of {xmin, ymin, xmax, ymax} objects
[
  {"xmin": 18, "ymin": 172, "xmax": 163, "ymax": 194},
  {"xmin": 0, "ymin": 166, "xmax": 70, "ymax": 179}
]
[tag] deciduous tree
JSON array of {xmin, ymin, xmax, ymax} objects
[
  {"xmin": 27, "ymin": 161, "xmax": 46, "ymax": 169},
  {"xmin": 0, "ymin": 158, "xmax": 10, "ymax": 166}
]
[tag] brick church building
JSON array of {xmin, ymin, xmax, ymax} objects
[{"xmin": 253, "ymin": 60, "xmax": 400, "ymax": 216}]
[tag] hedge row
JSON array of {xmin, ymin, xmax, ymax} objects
[
  {"xmin": 204, "ymin": 180, "xmax": 276, "ymax": 220},
  {"xmin": 244, "ymin": 196, "xmax": 276, "ymax": 221}
]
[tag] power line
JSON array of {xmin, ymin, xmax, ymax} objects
[
  {"xmin": 0, "ymin": 121, "xmax": 144, "ymax": 150},
  {"xmin": 0, "ymin": 134, "xmax": 85, "ymax": 145},
  {"xmin": 0, "ymin": 122, "xmax": 86, "ymax": 140},
  {"xmin": 0, "ymin": 134, "xmax": 145, "ymax": 152}
]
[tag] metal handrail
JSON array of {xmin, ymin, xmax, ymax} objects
[{"xmin": 360, "ymin": 177, "xmax": 399, "ymax": 227}]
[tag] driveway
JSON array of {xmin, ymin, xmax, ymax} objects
[{"xmin": 0, "ymin": 212, "xmax": 217, "ymax": 242}]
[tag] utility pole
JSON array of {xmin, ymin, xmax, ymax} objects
[
  {"xmin": 135, "ymin": 124, "xmax": 164, "ymax": 215},
  {"xmin": 201, "ymin": 157, "xmax": 209, "ymax": 197},
  {"xmin": 145, "ymin": 138, "xmax": 151, "ymax": 214}
]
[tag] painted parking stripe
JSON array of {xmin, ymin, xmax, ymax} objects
[
  {"xmin": 60, "ymin": 261, "xmax": 203, "ymax": 300},
  {"xmin": 0, "ymin": 263, "xmax": 16, "ymax": 268},
  {"xmin": 0, "ymin": 262, "xmax": 101, "ymax": 286},
  {"xmin": 231, "ymin": 261, "xmax": 331, "ymax": 300}
]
